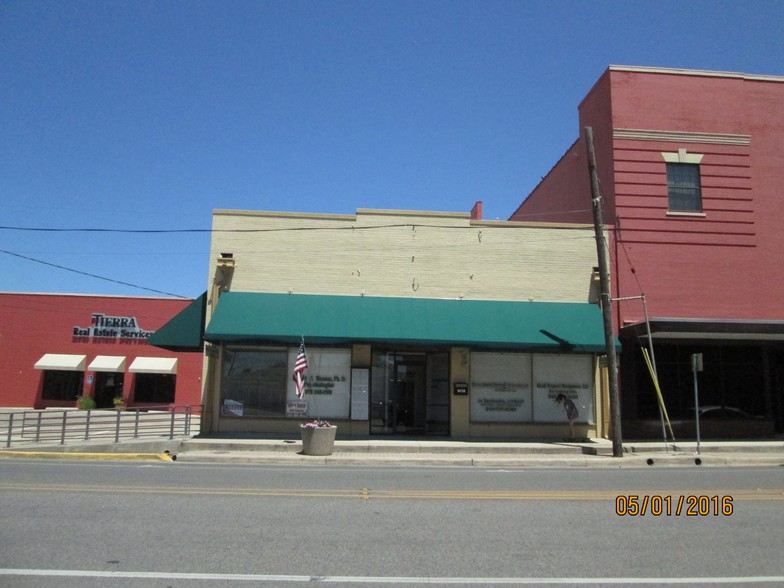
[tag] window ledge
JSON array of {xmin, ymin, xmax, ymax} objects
[{"xmin": 666, "ymin": 211, "xmax": 706, "ymax": 218}]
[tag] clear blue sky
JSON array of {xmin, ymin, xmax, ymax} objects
[{"xmin": 2, "ymin": 0, "xmax": 783, "ymax": 299}]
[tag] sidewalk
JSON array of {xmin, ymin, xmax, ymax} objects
[
  {"xmin": 171, "ymin": 436, "xmax": 784, "ymax": 468},
  {"xmin": 3, "ymin": 435, "xmax": 782, "ymax": 468}
]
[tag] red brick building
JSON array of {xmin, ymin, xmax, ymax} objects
[
  {"xmin": 0, "ymin": 293, "xmax": 204, "ymax": 409},
  {"xmin": 510, "ymin": 66, "xmax": 784, "ymax": 438}
]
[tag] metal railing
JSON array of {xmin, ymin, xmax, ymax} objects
[{"xmin": 0, "ymin": 405, "xmax": 202, "ymax": 449}]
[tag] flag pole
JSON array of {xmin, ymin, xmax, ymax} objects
[
  {"xmin": 293, "ymin": 335, "xmax": 309, "ymax": 405},
  {"xmin": 303, "ymin": 336, "xmax": 315, "ymax": 420}
]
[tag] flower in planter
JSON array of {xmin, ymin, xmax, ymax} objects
[
  {"xmin": 76, "ymin": 395, "xmax": 96, "ymax": 410},
  {"xmin": 113, "ymin": 396, "xmax": 127, "ymax": 407},
  {"xmin": 301, "ymin": 419, "xmax": 332, "ymax": 429}
]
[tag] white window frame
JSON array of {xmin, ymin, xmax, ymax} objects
[{"xmin": 662, "ymin": 149, "xmax": 706, "ymax": 216}]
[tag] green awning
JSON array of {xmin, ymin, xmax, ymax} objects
[
  {"xmin": 149, "ymin": 292, "xmax": 207, "ymax": 352},
  {"xmin": 204, "ymin": 292, "xmax": 616, "ymax": 353}
]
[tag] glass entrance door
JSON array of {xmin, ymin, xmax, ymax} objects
[
  {"xmin": 370, "ymin": 351, "xmax": 449, "ymax": 435},
  {"xmin": 426, "ymin": 352, "xmax": 450, "ymax": 435}
]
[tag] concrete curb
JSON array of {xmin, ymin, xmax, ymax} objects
[
  {"xmin": 172, "ymin": 450, "xmax": 784, "ymax": 468},
  {"xmin": 0, "ymin": 439, "xmax": 185, "ymax": 454}
]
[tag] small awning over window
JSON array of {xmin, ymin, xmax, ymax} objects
[
  {"xmin": 204, "ymin": 292, "xmax": 615, "ymax": 353},
  {"xmin": 148, "ymin": 292, "xmax": 207, "ymax": 352},
  {"xmin": 129, "ymin": 357, "xmax": 178, "ymax": 374},
  {"xmin": 88, "ymin": 355, "xmax": 127, "ymax": 372},
  {"xmin": 34, "ymin": 354, "xmax": 87, "ymax": 371}
]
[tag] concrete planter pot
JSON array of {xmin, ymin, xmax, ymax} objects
[{"xmin": 300, "ymin": 425, "xmax": 337, "ymax": 456}]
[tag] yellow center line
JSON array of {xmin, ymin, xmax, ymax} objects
[{"xmin": 0, "ymin": 483, "xmax": 783, "ymax": 500}]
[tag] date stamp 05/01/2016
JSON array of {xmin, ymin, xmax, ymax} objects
[{"xmin": 615, "ymin": 495, "xmax": 734, "ymax": 517}]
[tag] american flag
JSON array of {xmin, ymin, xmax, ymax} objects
[{"xmin": 293, "ymin": 340, "xmax": 308, "ymax": 399}]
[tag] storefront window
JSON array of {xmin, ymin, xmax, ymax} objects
[
  {"xmin": 221, "ymin": 348, "xmax": 287, "ymax": 417},
  {"xmin": 470, "ymin": 352, "xmax": 533, "ymax": 422},
  {"xmin": 532, "ymin": 354, "xmax": 594, "ymax": 424},
  {"xmin": 41, "ymin": 370, "xmax": 83, "ymax": 401},
  {"xmin": 470, "ymin": 352, "xmax": 595, "ymax": 423},
  {"xmin": 286, "ymin": 347, "xmax": 351, "ymax": 419},
  {"xmin": 220, "ymin": 346, "xmax": 351, "ymax": 419},
  {"xmin": 134, "ymin": 373, "xmax": 176, "ymax": 404}
]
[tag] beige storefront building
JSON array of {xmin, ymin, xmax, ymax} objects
[{"xmin": 198, "ymin": 206, "xmax": 615, "ymax": 440}]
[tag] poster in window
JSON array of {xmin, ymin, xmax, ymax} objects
[
  {"xmin": 532, "ymin": 354, "xmax": 594, "ymax": 424},
  {"xmin": 287, "ymin": 348, "xmax": 351, "ymax": 419},
  {"xmin": 470, "ymin": 352, "xmax": 532, "ymax": 422}
]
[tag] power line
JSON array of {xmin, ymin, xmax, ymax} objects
[
  {"xmin": 0, "ymin": 249, "xmax": 189, "ymax": 299},
  {"xmin": 0, "ymin": 217, "xmax": 594, "ymax": 234},
  {"xmin": 0, "ymin": 226, "xmax": 212, "ymax": 233},
  {"xmin": 0, "ymin": 220, "xmax": 595, "ymax": 297}
]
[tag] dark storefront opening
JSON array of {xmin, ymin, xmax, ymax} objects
[
  {"xmin": 93, "ymin": 372, "xmax": 125, "ymax": 408},
  {"xmin": 622, "ymin": 340, "xmax": 781, "ymax": 438},
  {"xmin": 370, "ymin": 351, "xmax": 449, "ymax": 436}
]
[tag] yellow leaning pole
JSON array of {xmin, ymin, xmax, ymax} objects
[{"xmin": 642, "ymin": 347, "xmax": 675, "ymax": 441}]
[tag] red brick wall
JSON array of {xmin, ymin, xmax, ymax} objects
[
  {"xmin": 509, "ymin": 138, "xmax": 593, "ymax": 224},
  {"xmin": 512, "ymin": 67, "xmax": 784, "ymax": 326},
  {"xmin": 607, "ymin": 70, "xmax": 784, "ymax": 325},
  {"xmin": 0, "ymin": 293, "xmax": 203, "ymax": 408},
  {"xmin": 509, "ymin": 71, "xmax": 614, "ymax": 225}
]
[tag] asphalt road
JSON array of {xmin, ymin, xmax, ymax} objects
[{"xmin": 1, "ymin": 459, "xmax": 783, "ymax": 587}]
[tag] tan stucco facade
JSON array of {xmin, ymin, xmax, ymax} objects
[
  {"xmin": 201, "ymin": 208, "xmax": 609, "ymax": 440},
  {"xmin": 207, "ymin": 208, "xmax": 598, "ymax": 303}
]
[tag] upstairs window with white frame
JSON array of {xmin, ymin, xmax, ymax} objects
[{"xmin": 662, "ymin": 149, "xmax": 704, "ymax": 213}]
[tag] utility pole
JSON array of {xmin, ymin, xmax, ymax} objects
[{"xmin": 585, "ymin": 126, "xmax": 623, "ymax": 458}]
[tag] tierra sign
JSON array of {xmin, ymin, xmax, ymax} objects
[{"xmin": 73, "ymin": 313, "xmax": 153, "ymax": 341}]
